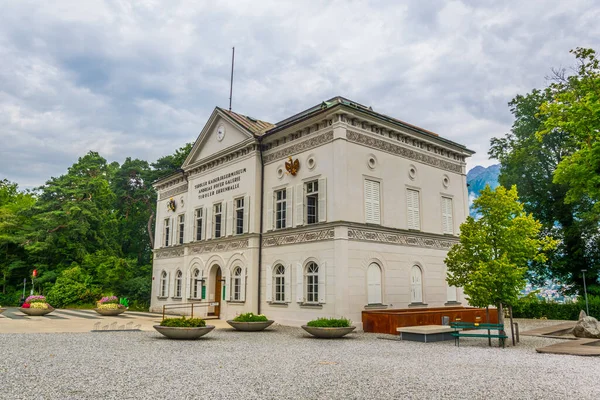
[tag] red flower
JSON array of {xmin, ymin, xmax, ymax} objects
[{"xmin": 22, "ymin": 303, "xmax": 31, "ymax": 308}]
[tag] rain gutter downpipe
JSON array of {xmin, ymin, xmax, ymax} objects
[{"xmin": 257, "ymin": 137, "xmax": 265, "ymax": 315}]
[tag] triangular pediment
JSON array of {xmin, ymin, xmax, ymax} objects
[{"xmin": 182, "ymin": 108, "xmax": 260, "ymax": 169}]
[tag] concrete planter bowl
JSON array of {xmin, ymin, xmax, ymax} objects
[
  {"xmin": 94, "ymin": 308, "xmax": 126, "ymax": 316},
  {"xmin": 226, "ymin": 320, "xmax": 274, "ymax": 331},
  {"xmin": 301, "ymin": 325, "xmax": 356, "ymax": 339},
  {"xmin": 19, "ymin": 306, "xmax": 55, "ymax": 316},
  {"xmin": 153, "ymin": 325, "xmax": 215, "ymax": 340}
]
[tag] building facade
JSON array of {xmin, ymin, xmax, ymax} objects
[{"xmin": 150, "ymin": 97, "xmax": 474, "ymax": 328}]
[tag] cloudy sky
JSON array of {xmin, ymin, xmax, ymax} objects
[{"xmin": 1, "ymin": 0, "xmax": 599, "ymax": 189}]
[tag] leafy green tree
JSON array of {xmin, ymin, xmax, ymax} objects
[
  {"xmin": 489, "ymin": 89, "xmax": 597, "ymax": 293},
  {"xmin": 446, "ymin": 185, "xmax": 558, "ymax": 321},
  {"xmin": 0, "ymin": 180, "xmax": 35, "ymax": 296},
  {"xmin": 46, "ymin": 265, "xmax": 101, "ymax": 307}
]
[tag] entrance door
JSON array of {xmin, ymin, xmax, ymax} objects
[{"xmin": 214, "ymin": 268, "xmax": 222, "ymax": 318}]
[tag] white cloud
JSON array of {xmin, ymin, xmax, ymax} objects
[{"xmin": 0, "ymin": 0, "xmax": 598, "ymax": 188}]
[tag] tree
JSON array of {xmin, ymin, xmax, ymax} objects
[
  {"xmin": 446, "ymin": 186, "xmax": 557, "ymax": 321},
  {"xmin": 489, "ymin": 89, "xmax": 597, "ymax": 293},
  {"xmin": 537, "ymin": 47, "xmax": 600, "ymax": 293}
]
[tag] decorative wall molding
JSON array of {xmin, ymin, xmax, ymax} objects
[
  {"xmin": 346, "ymin": 130, "xmax": 463, "ymax": 174},
  {"xmin": 263, "ymin": 228, "xmax": 335, "ymax": 247},
  {"xmin": 263, "ymin": 131, "xmax": 334, "ymax": 164},
  {"xmin": 154, "ymin": 248, "xmax": 185, "ymax": 259},
  {"xmin": 159, "ymin": 184, "xmax": 188, "ymax": 200},
  {"xmin": 189, "ymin": 239, "xmax": 249, "ymax": 255},
  {"xmin": 348, "ymin": 228, "xmax": 457, "ymax": 250}
]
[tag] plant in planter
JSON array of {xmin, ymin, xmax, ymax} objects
[
  {"xmin": 226, "ymin": 312, "xmax": 274, "ymax": 331},
  {"xmin": 94, "ymin": 296, "xmax": 127, "ymax": 316},
  {"xmin": 154, "ymin": 316, "xmax": 215, "ymax": 340},
  {"xmin": 20, "ymin": 295, "xmax": 55, "ymax": 316},
  {"xmin": 302, "ymin": 317, "xmax": 356, "ymax": 338}
]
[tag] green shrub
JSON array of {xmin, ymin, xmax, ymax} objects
[
  {"xmin": 232, "ymin": 312, "xmax": 268, "ymax": 322},
  {"xmin": 512, "ymin": 295, "xmax": 600, "ymax": 320},
  {"xmin": 46, "ymin": 266, "xmax": 102, "ymax": 308},
  {"xmin": 306, "ymin": 317, "xmax": 352, "ymax": 327},
  {"xmin": 160, "ymin": 316, "xmax": 206, "ymax": 328}
]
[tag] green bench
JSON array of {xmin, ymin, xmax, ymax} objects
[{"xmin": 450, "ymin": 321, "xmax": 508, "ymax": 348}]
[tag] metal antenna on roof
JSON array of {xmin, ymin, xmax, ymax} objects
[{"xmin": 229, "ymin": 47, "xmax": 235, "ymax": 111}]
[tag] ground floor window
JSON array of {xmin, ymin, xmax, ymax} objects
[
  {"xmin": 367, "ymin": 263, "xmax": 382, "ymax": 304},
  {"xmin": 410, "ymin": 265, "xmax": 423, "ymax": 303},
  {"xmin": 232, "ymin": 267, "xmax": 242, "ymax": 301},
  {"xmin": 175, "ymin": 270, "xmax": 182, "ymax": 297},
  {"xmin": 160, "ymin": 271, "xmax": 168, "ymax": 297},
  {"xmin": 305, "ymin": 262, "xmax": 319, "ymax": 303},
  {"xmin": 274, "ymin": 264, "xmax": 285, "ymax": 302}
]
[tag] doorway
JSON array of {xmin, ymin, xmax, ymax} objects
[{"xmin": 214, "ymin": 267, "xmax": 222, "ymax": 318}]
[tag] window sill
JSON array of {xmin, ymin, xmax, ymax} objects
[
  {"xmin": 364, "ymin": 303, "xmax": 388, "ymax": 310},
  {"xmin": 187, "ymin": 298, "xmax": 203, "ymax": 301},
  {"xmin": 157, "ymin": 296, "xmax": 168, "ymax": 300},
  {"xmin": 444, "ymin": 301, "xmax": 461, "ymax": 306},
  {"xmin": 268, "ymin": 302, "xmax": 289, "ymax": 308},
  {"xmin": 171, "ymin": 297, "xmax": 182, "ymax": 300},
  {"xmin": 300, "ymin": 303, "xmax": 323, "ymax": 309},
  {"xmin": 228, "ymin": 300, "xmax": 245, "ymax": 304},
  {"xmin": 408, "ymin": 302, "xmax": 428, "ymax": 308}
]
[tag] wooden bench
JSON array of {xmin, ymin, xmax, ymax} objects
[{"xmin": 450, "ymin": 321, "xmax": 508, "ymax": 348}]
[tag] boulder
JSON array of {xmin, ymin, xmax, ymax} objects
[{"xmin": 572, "ymin": 312, "xmax": 600, "ymax": 339}]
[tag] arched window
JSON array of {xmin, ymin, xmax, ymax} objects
[
  {"xmin": 367, "ymin": 263, "xmax": 382, "ymax": 304},
  {"xmin": 232, "ymin": 267, "xmax": 242, "ymax": 301},
  {"xmin": 175, "ymin": 270, "xmax": 183, "ymax": 298},
  {"xmin": 274, "ymin": 265, "xmax": 285, "ymax": 302},
  {"xmin": 192, "ymin": 269, "xmax": 201, "ymax": 299},
  {"xmin": 410, "ymin": 265, "xmax": 423, "ymax": 303},
  {"xmin": 160, "ymin": 271, "xmax": 168, "ymax": 297},
  {"xmin": 305, "ymin": 262, "xmax": 319, "ymax": 303}
]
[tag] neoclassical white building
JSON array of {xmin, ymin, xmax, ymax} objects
[{"xmin": 150, "ymin": 96, "xmax": 474, "ymax": 328}]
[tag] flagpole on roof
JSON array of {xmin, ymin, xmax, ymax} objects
[{"xmin": 229, "ymin": 47, "xmax": 235, "ymax": 111}]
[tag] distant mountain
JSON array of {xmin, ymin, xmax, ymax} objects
[{"xmin": 467, "ymin": 164, "xmax": 500, "ymax": 217}]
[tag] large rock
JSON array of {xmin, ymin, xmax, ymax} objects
[{"xmin": 572, "ymin": 311, "xmax": 600, "ymax": 339}]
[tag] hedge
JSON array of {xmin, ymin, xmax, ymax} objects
[{"xmin": 511, "ymin": 295, "xmax": 600, "ymax": 320}]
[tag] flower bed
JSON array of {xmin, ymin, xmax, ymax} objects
[{"xmin": 20, "ymin": 295, "xmax": 54, "ymax": 316}]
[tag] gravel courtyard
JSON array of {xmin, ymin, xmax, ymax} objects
[{"xmin": 1, "ymin": 320, "xmax": 599, "ymax": 400}]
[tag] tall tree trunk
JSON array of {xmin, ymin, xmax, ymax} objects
[{"xmin": 147, "ymin": 212, "xmax": 154, "ymax": 250}]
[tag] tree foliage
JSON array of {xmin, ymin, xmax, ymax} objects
[
  {"xmin": 0, "ymin": 143, "xmax": 192, "ymax": 307},
  {"xmin": 446, "ymin": 186, "xmax": 557, "ymax": 311}
]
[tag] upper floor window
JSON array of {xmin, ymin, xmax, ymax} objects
[
  {"xmin": 275, "ymin": 189, "xmax": 287, "ymax": 229},
  {"xmin": 195, "ymin": 208, "xmax": 203, "ymax": 241},
  {"xmin": 160, "ymin": 271, "xmax": 168, "ymax": 297},
  {"xmin": 177, "ymin": 214, "xmax": 185, "ymax": 245},
  {"xmin": 406, "ymin": 189, "xmax": 421, "ymax": 230},
  {"xmin": 364, "ymin": 179, "xmax": 381, "ymax": 224},
  {"xmin": 232, "ymin": 267, "xmax": 242, "ymax": 301},
  {"xmin": 305, "ymin": 262, "xmax": 319, "ymax": 303},
  {"xmin": 163, "ymin": 218, "xmax": 170, "ymax": 247},
  {"xmin": 213, "ymin": 203, "xmax": 223, "ymax": 238},
  {"xmin": 441, "ymin": 197, "xmax": 453, "ymax": 234},
  {"xmin": 175, "ymin": 270, "xmax": 183, "ymax": 298},
  {"xmin": 306, "ymin": 181, "xmax": 319, "ymax": 225},
  {"xmin": 274, "ymin": 264, "xmax": 286, "ymax": 302},
  {"xmin": 235, "ymin": 197, "xmax": 244, "ymax": 235}
]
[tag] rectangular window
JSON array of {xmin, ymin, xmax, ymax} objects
[
  {"xmin": 178, "ymin": 214, "xmax": 185, "ymax": 245},
  {"xmin": 213, "ymin": 203, "xmax": 222, "ymax": 238},
  {"xmin": 235, "ymin": 197, "xmax": 244, "ymax": 235},
  {"xmin": 364, "ymin": 179, "xmax": 381, "ymax": 224},
  {"xmin": 306, "ymin": 180, "xmax": 319, "ymax": 225},
  {"xmin": 407, "ymin": 189, "xmax": 421, "ymax": 230},
  {"xmin": 442, "ymin": 197, "xmax": 453, "ymax": 234},
  {"xmin": 275, "ymin": 189, "xmax": 287, "ymax": 229},
  {"xmin": 195, "ymin": 208, "xmax": 203, "ymax": 241},
  {"xmin": 163, "ymin": 218, "xmax": 170, "ymax": 247}
]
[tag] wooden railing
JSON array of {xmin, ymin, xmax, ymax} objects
[{"xmin": 161, "ymin": 301, "xmax": 219, "ymax": 320}]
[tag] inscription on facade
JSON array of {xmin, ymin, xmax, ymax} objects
[{"xmin": 194, "ymin": 168, "xmax": 247, "ymax": 200}]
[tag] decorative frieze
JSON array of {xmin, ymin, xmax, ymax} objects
[
  {"xmin": 189, "ymin": 239, "xmax": 249, "ymax": 254},
  {"xmin": 348, "ymin": 228, "xmax": 457, "ymax": 250},
  {"xmin": 346, "ymin": 131, "xmax": 463, "ymax": 174},
  {"xmin": 263, "ymin": 228, "xmax": 335, "ymax": 247},
  {"xmin": 159, "ymin": 184, "xmax": 188, "ymax": 200},
  {"xmin": 263, "ymin": 131, "xmax": 334, "ymax": 164},
  {"xmin": 154, "ymin": 248, "xmax": 185, "ymax": 259}
]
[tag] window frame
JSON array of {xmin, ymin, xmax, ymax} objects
[
  {"xmin": 235, "ymin": 197, "xmax": 244, "ymax": 235},
  {"xmin": 364, "ymin": 178, "xmax": 381, "ymax": 225},
  {"xmin": 160, "ymin": 271, "xmax": 168, "ymax": 297},
  {"xmin": 305, "ymin": 180, "xmax": 319, "ymax": 225},
  {"xmin": 441, "ymin": 196, "xmax": 454, "ymax": 234},
  {"xmin": 194, "ymin": 208, "xmax": 203, "ymax": 241},
  {"xmin": 273, "ymin": 264, "xmax": 286, "ymax": 303},
  {"xmin": 177, "ymin": 214, "xmax": 185, "ymax": 245},
  {"xmin": 305, "ymin": 262, "xmax": 319, "ymax": 304},
  {"xmin": 410, "ymin": 265, "xmax": 423, "ymax": 304},
  {"xmin": 274, "ymin": 189, "xmax": 287, "ymax": 230},
  {"xmin": 174, "ymin": 270, "xmax": 183, "ymax": 298},
  {"xmin": 163, "ymin": 218, "xmax": 170, "ymax": 247},
  {"xmin": 406, "ymin": 188, "xmax": 421, "ymax": 230},
  {"xmin": 213, "ymin": 203, "xmax": 223, "ymax": 238},
  {"xmin": 232, "ymin": 266, "xmax": 242, "ymax": 301}
]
